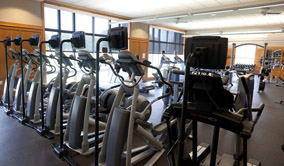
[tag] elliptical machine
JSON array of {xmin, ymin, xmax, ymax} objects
[
  {"xmin": 153, "ymin": 50, "xmax": 177, "ymax": 87},
  {"xmin": 45, "ymin": 49, "xmax": 78, "ymax": 135},
  {"xmin": 166, "ymin": 36, "xmax": 264, "ymax": 166},
  {"xmin": 1, "ymin": 48, "xmax": 20, "ymax": 107},
  {"xmin": 99, "ymin": 51, "xmax": 176, "ymax": 166}
]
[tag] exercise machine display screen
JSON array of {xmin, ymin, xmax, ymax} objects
[
  {"xmin": 5, "ymin": 36, "xmax": 11, "ymax": 46},
  {"xmin": 14, "ymin": 35, "xmax": 22, "ymax": 46},
  {"xmin": 184, "ymin": 36, "xmax": 228, "ymax": 69},
  {"xmin": 109, "ymin": 27, "xmax": 128, "ymax": 50},
  {"xmin": 49, "ymin": 35, "xmax": 60, "ymax": 49},
  {"xmin": 29, "ymin": 35, "xmax": 40, "ymax": 47},
  {"xmin": 71, "ymin": 31, "xmax": 86, "ymax": 49}
]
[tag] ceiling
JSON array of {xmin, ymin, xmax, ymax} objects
[{"xmin": 45, "ymin": 0, "xmax": 284, "ymax": 34}]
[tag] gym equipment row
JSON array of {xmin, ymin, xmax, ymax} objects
[{"xmin": 0, "ymin": 31, "xmax": 270, "ymax": 166}]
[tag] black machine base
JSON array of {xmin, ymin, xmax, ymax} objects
[
  {"xmin": 51, "ymin": 143, "xmax": 80, "ymax": 166},
  {"xmin": 18, "ymin": 117, "xmax": 28, "ymax": 124},
  {"xmin": 36, "ymin": 127, "xmax": 54, "ymax": 139},
  {"xmin": 0, "ymin": 106, "xmax": 13, "ymax": 115},
  {"xmin": 52, "ymin": 143, "xmax": 66, "ymax": 158}
]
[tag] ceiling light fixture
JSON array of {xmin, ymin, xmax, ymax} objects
[
  {"xmin": 183, "ymin": 29, "xmax": 284, "ymax": 37},
  {"xmin": 110, "ymin": 13, "xmax": 190, "ymax": 24},
  {"xmin": 156, "ymin": 13, "xmax": 190, "ymax": 20},
  {"xmin": 193, "ymin": 10, "xmax": 234, "ymax": 16}
]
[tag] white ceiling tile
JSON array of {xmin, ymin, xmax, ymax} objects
[
  {"xmin": 192, "ymin": 0, "xmax": 221, "ymax": 8},
  {"xmin": 216, "ymin": 0, "xmax": 241, "ymax": 5},
  {"xmin": 50, "ymin": 0, "xmax": 284, "ymax": 32}
]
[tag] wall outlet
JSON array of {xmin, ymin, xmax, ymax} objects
[{"xmin": 0, "ymin": 81, "xmax": 3, "ymax": 85}]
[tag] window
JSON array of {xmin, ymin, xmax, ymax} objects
[
  {"xmin": 45, "ymin": 31, "xmax": 58, "ymax": 50},
  {"xmin": 45, "ymin": 7, "xmax": 58, "ymax": 29},
  {"xmin": 160, "ymin": 29, "xmax": 167, "ymax": 42},
  {"xmin": 235, "ymin": 45, "xmax": 256, "ymax": 64},
  {"xmin": 75, "ymin": 13, "xmax": 92, "ymax": 33},
  {"xmin": 61, "ymin": 33, "xmax": 72, "ymax": 51},
  {"xmin": 61, "ymin": 10, "xmax": 73, "ymax": 31},
  {"xmin": 95, "ymin": 17, "xmax": 109, "ymax": 35},
  {"xmin": 94, "ymin": 36, "xmax": 109, "ymax": 52},
  {"xmin": 44, "ymin": 5, "xmax": 128, "ymax": 82},
  {"xmin": 148, "ymin": 27, "xmax": 185, "ymax": 77}
]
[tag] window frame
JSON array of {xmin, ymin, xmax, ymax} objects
[
  {"xmin": 44, "ymin": 6, "xmax": 125, "ymax": 53},
  {"xmin": 149, "ymin": 27, "xmax": 184, "ymax": 55}
]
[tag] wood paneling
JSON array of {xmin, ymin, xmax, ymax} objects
[
  {"xmin": 226, "ymin": 48, "xmax": 232, "ymax": 66},
  {"xmin": 254, "ymin": 47, "xmax": 264, "ymax": 74},
  {"xmin": 129, "ymin": 37, "xmax": 149, "ymax": 81},
  {"xmin": 0, "ymin": 22, "xmax": 43, "ymax": 100}
]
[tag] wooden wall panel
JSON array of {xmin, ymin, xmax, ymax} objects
[
  {"xmin": 226, "ymin": 48, "xmax": 232, "ymax": 66},
  {"xmin": 0, "ymin": 22, "xmax": 43, "ymax": 100},
  {"xmin": 129, "ymin": 37, "xmax": 149, "ymax": 81},
  {"xmin": 254, "ymin": 47, "xmax": 264, "ymax": 74}
]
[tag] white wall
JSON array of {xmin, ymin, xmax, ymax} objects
[
  {"xmin": 131, "ymin": 22, "xmax": 149, "ymax": 39},
  {"xmin": 0, "ymin": 0, "xmax": 42, "ymax": 26}
]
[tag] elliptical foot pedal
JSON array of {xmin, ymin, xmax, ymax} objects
[
  {"xmin": 189, "ymin": 143, "xmax": 210, "ymax": 162},
  {"xmin": 201, "ymin": 154, "xmax": 221, "ymax": 166},
  {"xmin": 248, "ymin": 158, "xmax": 261, "ymax": 166},
  {"xmin": 217, "ymin": 153, "xmax": 234, "ymax": 166}
]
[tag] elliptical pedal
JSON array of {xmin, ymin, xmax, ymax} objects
[{"xmin": 189, "ymin": 143, "xmax": 211, "ymax": 163}]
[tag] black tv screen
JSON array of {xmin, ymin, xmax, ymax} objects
[{"xmin": 184, "ymin": 36, "xmax": 228, "ymax": 69}]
